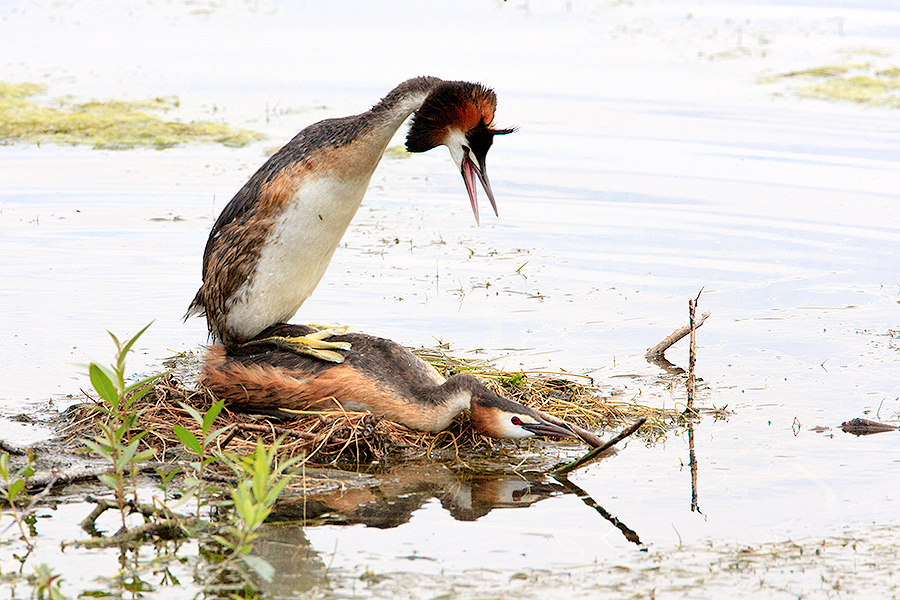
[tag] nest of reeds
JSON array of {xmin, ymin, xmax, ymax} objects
[{"xmin": 59, "ymin": 346, "xmax": 690, "ymax": 468}]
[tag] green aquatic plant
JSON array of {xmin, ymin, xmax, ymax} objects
[
  {"xmin": 0, "ymin": 81, "xmax": 264, "ymax": 148},
  {"xmin": 210, "ymin": 438, "xmax": 303, "ymax": 588},
  {"xmin": 0, "ymin": 450, "xmax": 36, "ymax": 549},
  {"xmin": 28, "ymin": 564, "xmax": 67, "ymax": 600},
  {"xmin": 81, "ymin": 323, "xmax": 166, "ymax": 530},
  {"xmin": 174, "ymin": 398, "xmax": 232, "ymax": 516}
]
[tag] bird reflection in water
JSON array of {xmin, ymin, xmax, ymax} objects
[
  {"xmin": 252, "ymin": 462, "xmax": 642, "ymax": 597},
  {"xmin": 266, "ymin": 461, "xmax": 642, "ymax": 535}
]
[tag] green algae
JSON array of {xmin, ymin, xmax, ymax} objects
[
  {"xmin": 0, "ymin": 81, "xmax": 48, "ymax": 99},
  {"xmin": 383, "ymin": 144, "xmax": 411, "ymax": 158},
  {"xmin": 764, "ymin": 58, "xmax": 900, "ymax": 108},
  {"xmin": 0, "ymin": 81, "xmax": 264, "ymax": 149},
  {"xmin": 837, "ymin": 46, "xmax": 892, "ymax": 57},
  {"xmin": 780, "ymin": 61, "xmax": 869, "ymax": 79}
]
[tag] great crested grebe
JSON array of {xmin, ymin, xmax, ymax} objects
[
  {"xmin": 201, "ymin": 324, "xmax": 576, "ymax": 440},
  {"xmin": 186, "ymin": 77, "xmax": 513, "ymax": 361}
]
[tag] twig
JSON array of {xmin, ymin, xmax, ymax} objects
[
  {"xmin": 78, "ymin": 520, "xmax": 187, "ymax": 548},
  {"xmin": 235, "ymin": 423, "xmax": 317, "ymax": 440},
  {"xmin": 645, "ymin": 310, "xmax": 710, "ymax": 360},
  {"xmin": 25, "ymin": 463, "xmax": 165, "ymax": 493},
  {"xmin": 0, "ymin": 440, "xmax": 27, "ymax": 456},
  {"xmin": 687, "ymin": 292, "xmax": 701, "ymax": 410},
  {"xmin": 551, "ymin": 418, "xmax": 646, "ymax": 475}
]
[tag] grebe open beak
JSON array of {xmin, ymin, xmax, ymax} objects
[{"xmin": 461, "ymin": 150, "xmax": 498, "ymax": 227}]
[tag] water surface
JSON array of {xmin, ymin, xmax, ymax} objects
[{"xmin": 1, "ymin": 0, "xmax": 899, "ymax": 597}]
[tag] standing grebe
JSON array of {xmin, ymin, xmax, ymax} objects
[
  {"xmin": 186, "ymin": 77, "xmax": 513, "ymax": 361},
  {"xmin": 202, "ymin": 324, "xmax": 576, "ymax": 440}
]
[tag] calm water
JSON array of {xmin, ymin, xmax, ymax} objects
[{"xmin": 1, "ymin": 0, "xmax": 899, "ymax": 597}]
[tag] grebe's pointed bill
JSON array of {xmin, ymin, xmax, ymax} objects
[
  {"xmin": 472, "ymin": 393, "xmax": 580, "ymax": 440},
  {"xmin": 460, "ymin": 150, "xmax": 500, "ymax": 227},
  {"xmin": 512, "ymin": 415, "xmax": 577, "ymax": 440},
  {"xmin": 461, "ymin": 152, "xmax": 481, "ymax": 226}
]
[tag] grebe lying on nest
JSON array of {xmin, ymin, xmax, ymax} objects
[{"xmin": 202, "ymin": 324, "xmax": 598, "ymax": 443}]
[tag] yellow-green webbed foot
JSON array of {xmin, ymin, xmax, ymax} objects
[
  {"xmin": 236, "ymin": 328, "xmax": 352, "ymax": 363},
  {"xmin": 304, "ymin": 324, "xmax": 360, "ymax": 334}
]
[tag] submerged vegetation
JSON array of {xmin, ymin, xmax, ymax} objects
[
  {"xmin": 0, "ymin": 81, "xmax": 264, "ymax": 148},
  {"xmin": 763, "ymin": 55, "xmax": 900, "ymax": 108}
]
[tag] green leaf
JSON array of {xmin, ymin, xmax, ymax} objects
[
  {"xmin": 266, "ymin": 477, "xmax": 291, "ymax": 504},
  {"xmin": 177, "ymin": 402, "xmax": 204, "ymax": 428},
  {"xmin": 8, "ymin": 479, "xmax": 25, "ymax": 500},
  {"xmin": 123, "ymin": 371, "xmax": 167, "ymax": 398},
  {"xmin": 97, "ymin": 473, "xmax": 118, "ymax": 490},
  {"xmin": 154, "ymin": 466, "xmax": 180, "ymax": 483},
  {"xmin": 242, "ymin": 555, "xmax": 275, "ymax": 582},
  {"xmin": 107, "ymin": 330, "xmax": 121, "ymax": 349},
  {"xmin": 117, "ymin": 440, "xmax": 140, "ymax": 469},
  {"xmin": 81, "ymin": 439, "xmax": 114, "ymax": 462},
  {"xmin": 212, "ymin": 534, "xmax": 239, "ymax": 551},
  {"xmin": 89, "ymin": 363, "xmax": 119, "ymax": 405},
  {"xmin": 204, "ymin": 424, "xmax": 232, "ymax": 446},
  {"xmin": 134, "ymin": 449, "xmax": 155, "ymax": 463},
  {"xmin": 173, "ymin": 425, "xmax": 202, "ymax": 455},
  {"xmin": 202, "ymin": 399, "xmax": 227, "ymax": 433},
  {"xmin": 117, "ymin": 322, "xmax": 153, "ymax": 361}
]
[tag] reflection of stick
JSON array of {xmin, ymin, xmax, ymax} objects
[
  {"xmin": 688, "ymin": 421, "xmax": 700, "ymax": 513},
  {"xmin": 645, "ymin": 310, "xmax": 710, "ymax": 359},
  {"xmin": 551, "ymin": 418, "xmax": 646, "ymax": 475},
  {"xmin": 553, "ymin": 476, "xmax": 643, "ymax": 546}
]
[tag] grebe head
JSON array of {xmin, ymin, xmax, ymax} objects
[
  {"xmin": 469, "ymin": 391, "xmax": 576, "ymax": 440},
  {"xmin": 405, "ymin": 81, "xmax": 515, "ymax": 225}
]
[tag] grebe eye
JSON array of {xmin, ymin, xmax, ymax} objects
[{"xmin": 511, "ymin": 416, "xmax": 522, "ymax": 425}]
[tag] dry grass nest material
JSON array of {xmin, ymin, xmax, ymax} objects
[{"xmin": 60, "ymin": 348, "xmax": 690, "ymax": 467}]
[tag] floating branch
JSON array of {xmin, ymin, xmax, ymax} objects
[
  {"xmin": 551, "ymin": 418, "xmax": 647, "ymax": 475},
  {"xmin": 646, "ymin": 309, "xmax": 711, "ymax": 360}
]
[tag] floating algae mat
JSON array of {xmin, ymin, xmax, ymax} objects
[
  {"xmin": 763, "ymin": 57, "xmax": 900, "ymax": 108},
  {"xmin": 0, "ymin": 81, "xmax": 264, "ymax": 148}
]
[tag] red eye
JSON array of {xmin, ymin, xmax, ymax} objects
[{"xmin": 511, "ymin": 416, "xmax": 522, "ymax": 425}]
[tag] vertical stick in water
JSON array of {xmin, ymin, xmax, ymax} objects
[{"xmin": 686, "ymin": 291, "xmax": 701, "ymax": 410}]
